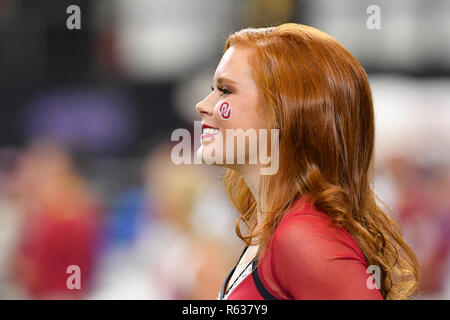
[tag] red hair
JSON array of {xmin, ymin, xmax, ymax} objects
[{"xmin": 222, "ymin": 23, "xmax": 420, "ymax": 299}]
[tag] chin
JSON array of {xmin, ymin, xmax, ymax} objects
[{"xmin": 197, "ymin": 145, "xmax": 235, "ymax": 168}]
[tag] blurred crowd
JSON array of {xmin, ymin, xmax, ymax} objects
[
  {"xmin": 0, "ymin": 140, "xmax": 243, "ymax": 299},
  {"xmin": 375, "ymin": 156, "xmax": 450, "ymax": 299}
]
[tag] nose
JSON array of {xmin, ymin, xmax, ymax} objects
[{"xmin": 195, "ymin": 95, "xmax": 213, "ymax": 117}]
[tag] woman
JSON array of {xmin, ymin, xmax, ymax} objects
[{"xmin": 195, "ymin": 23, "xmax": 420, "ymax": 300}]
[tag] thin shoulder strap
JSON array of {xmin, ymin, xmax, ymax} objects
[
  {"xmin": 219, "ymin": 246, "xmax": 248, "ymax": 299},
  {"xmin": 251, "ymin": 260, "xmax": 279, "ymax": 300}
]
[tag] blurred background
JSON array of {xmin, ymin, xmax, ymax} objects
[{"xmin": 0, "ymin": 0, "xmax": 449, "ymax": 299}]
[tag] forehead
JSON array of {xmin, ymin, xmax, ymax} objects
[{"xmin": 214, "ymin": 46, "xmax": 254, "ymax": 82}]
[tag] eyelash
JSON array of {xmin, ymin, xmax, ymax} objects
[{"xmin": 211, "ymin": 85, "xmax": 231, "ymax": 95}]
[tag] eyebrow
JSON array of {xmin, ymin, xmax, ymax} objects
[{"xmin": 213, "ymin": 76, "xmax": 238, "ymax": 85}]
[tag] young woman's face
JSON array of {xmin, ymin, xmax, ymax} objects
[{"xmin": 195, "ymin": 46, "xmax": 268, "ymax": 168}]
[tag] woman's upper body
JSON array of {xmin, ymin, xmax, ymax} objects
[
  {"xmin": 219, "ymin": 195, "xmax": 383, "ymax": 300},
  {"xmin": 195, "ymin": 23, "xmax": 419, "ymax": 299}
]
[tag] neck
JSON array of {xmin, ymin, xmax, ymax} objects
[{"xmin": 237, "ymin": 164, "xmax": 263, "ymax": 227}]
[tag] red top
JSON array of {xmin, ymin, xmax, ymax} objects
[{"xmin": 220, "ymin": 196, "xmax": 383, "ymax": 300}]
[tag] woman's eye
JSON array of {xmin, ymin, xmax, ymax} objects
[
  {"xmin": 210, "ymin": 85, "xmax": 231, "ymax": 95},
  {"xmin": 217, "ymin": 86, "xmax": 231, "ymax": 95}
]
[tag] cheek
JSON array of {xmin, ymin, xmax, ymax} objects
[
  {"xmin": 214, "ymin": 99, "xmax": 263, "ymax": 131},
  {"xmin": 217, "ymin": 101, "xmax": 232, "ymax": 120},
  {"xmin": 214, "ymin": 101, "xmax": 235, "ymax": 129}
]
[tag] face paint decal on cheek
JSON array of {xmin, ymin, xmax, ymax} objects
[{"xmin": 219, "ymin": 102, "xmax": 232, "ymax": 120}]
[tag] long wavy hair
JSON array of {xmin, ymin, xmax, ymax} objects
[{"xmin": 222, "ymin": 23, "xmax": 420, "ymax": 300}]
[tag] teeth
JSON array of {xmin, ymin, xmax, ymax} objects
[{"xmin": 203, "ymin": 128, "xmax": 220, "ymax": 135}]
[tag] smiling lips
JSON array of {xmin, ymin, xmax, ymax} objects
[{"xmin": 201, "ymin": 124, "xmax": 220, "ymax": 139}]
